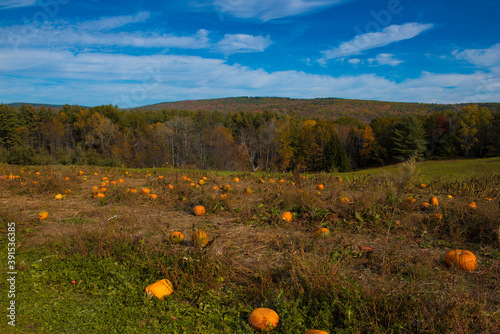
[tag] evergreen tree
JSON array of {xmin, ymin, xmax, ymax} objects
[
  {"xmin": 391, "ymin": 115, "xmax": 427, "ymax": 161},
  {"xmin": 323, "ymin": 130, "xmax": 351, "ymax": 172}
]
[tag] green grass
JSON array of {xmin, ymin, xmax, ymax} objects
[{"xmin": 340, "ymin": 157, "xmax": 500, "ymax": 183}]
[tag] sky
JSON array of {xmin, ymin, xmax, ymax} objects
[{"xmin": 0, "ymin": 0, "xmax": 499, "ymax": 108}]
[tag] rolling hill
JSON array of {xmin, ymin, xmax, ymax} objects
[{"xmin": 132, "ymin": 97, "xmax": 500, "ymax": 122}]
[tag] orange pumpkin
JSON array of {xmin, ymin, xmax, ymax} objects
[
  {"xmin": 467, "ymin": 202, "xmax": 477, "ymax": 209},
  {"xmin": 170, "ymin": 232, "xmax": 184, "ymax": 244},
  {"xmin": 193, "ymin": 205, "xmax": 206, "ymax": 216},
  {"xmin": 233, "ymin": 177, "xmax": 240, "ymax": 183},
  {"xmin": 55, "ymin": 194, "xmax": 63, "ymax": 200},
  {"xmin": 314, "ymin": 228, "xmax": 330, "ymax": 239},
  {"xmin": 304, "ymin": 330, "xmax": 329, "ymax": 334},
  {"xmin": 192, "ymin": 230, "xmax": 208, "ymax": 247},
  {"xmin": 280, "ymin": 211, "xmax": 293, "ymax": 222},
  {"xmin": 339, "ymin": 196, "xmax": 349, "ymax": 203},
  {"xmin": 420, "ymin": 183, "xmax": 427, "ymax": 189},
  {"xmin": 145, "ymin": 279, "xmax": 174, "ymax": 300},
  {"xmin": 118, "ymin": 178, "xmax": 124, "ymax": 183},
  {"xmin": 248, "ymin": 308, "xmax": 279, "ymax": 332},
  {"xmin": 141, "ymin": 188, "xmax": 151, "ymax": 195},
  {"xmin": 37, "ymin": 211, "xmax": 49, "ymax": 220},
  {"xmin": 317, "ymin": 184, "xmax": 324, "ymax": 190},
  {"xmin": 444, "ymin": 249, "xmax": 477, "ymax": 271},
  {"xmin": 430, "ymin": 197, "xmax": 439, "ymax": 206},
  {"xmin": 244, "ymin": 187, "xmax": 253, "ymax": 195},
  {"xmin": 433, "ymin": 213, "xmax": 443, "ymax": 220},
  {"xmin": 407, "ymin": 196, "xmax": 416, "ymax": 204}
]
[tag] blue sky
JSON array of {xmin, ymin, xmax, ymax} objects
[{"xmin": 0, "ymin": 0, "xmax": 499, "ymax": 107}]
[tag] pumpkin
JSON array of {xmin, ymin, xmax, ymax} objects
[
  {"xmin": 280, "ymin": 211, "xmax": 293, "ymax": 222},
  {"xmin": 158, "ymin": 175, "xmax": 164, "ymax": 179},
  {"xmin": 149, "ymin": 194, "xmax": 158, "ymax": 199},
  {"xmin": 145, "ymin": 279, "xmax": 174, "ymax": 300},
  {"xmin": 55, "ymin": 194, "xmax": 63, "ymax": 200},
  {"xmin": 64, "ymin": 176, "xmax": 70, "ymax": 181},
  {"xmin": 421, "ymin": 202, "xmax": 431, "ymax": 210},
  {"xmin": 304, "ymin": 330, "xmax": 329, "ymax": 334},
  {"xmin": 141, "ymin": 188, "xmax": 151, "ymax": 195},
  {"xmin": 220, "ymin": 194, "xmax": 227, "ymax": 200},
  {"xmin": 248, "ymin": 308, "xmax": 279, "ymax": 332},
  {"xmin": 193, "ymin": 205, "xmax": 206, "ymax": 216},
  {"xmin": 78, "ymin": 171, "xmax": 84, "ymax": 176},
  {"xmin": 127, "ymin": 188, "xmax": 138, "ymax": 194},
  {"xmin": 198, "ymin": 179, "xmax": 205, "ymax": 185},
  {"xmin": 233, "ymin": 177, "xmax": 240, "ymax": 183},
  {"xmin": 335, "ymin": 176, "xmax": 342, "ymax": 182},
  {"xmin": 96, "ymin": 192, "xmax": 105, "ymax": 198},
  {"xmin": 170, "ymin": 232, "xmax": 184, "ymax": 244},
  {"xmin": 407, "ymin": 196, "xmax": 416, "ymax": 204},
  {"xmin": 339, "ymin": 196, "xmax": 349, "ymax": 203},
  {"xmin": 168, "ymin": 184, "xmax": 174, "ymax": 189},
  {"xmin": 314, "ymin": 227, "xmax": 330, "ymax": 239},
  {"xmin": 433, "ymin": 213, "xmax": 443, "ymax": 220},
  {"xmin": 430, "ymin": 197, "xmax": 439, "ymax": 206},
  {"xmin": 317, "ymin": 184, "xmax": 324, "ymax": 190},
  {"xmin": 467, "ymin": 202, "xmax": 477, "ymax": 209},
  {"xmin": 447, "ymin": 194, "xmax": 453, "ymax": 199},
  {"xmin": 419, "ymin": 183, "xmax": 427, "ymax": 189},
  {"xmin": 444, "ymin": 249, "xmax": 477, "ymax": 271},
  {"xmin": 118, "ymin": 178, "xmax": 124, "ymax": 183},
  {"xmin": 192, "ymin": 230, "xmax": 208, "ymax": 247},
  {"xmin": 37, "ymin": 211, "xmax": 49, "ymax": 220},
  {"xmin": 485, "ymin": 197, "xmax": 492, "ymax": 201},
  {"xmin": 244, "ymin": 187, "xmax": 253, "ymax": 195}
]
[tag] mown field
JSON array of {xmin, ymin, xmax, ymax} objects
[{"xmin": 1, "ymin": 158, "xmax": 499, "ymax": 333}]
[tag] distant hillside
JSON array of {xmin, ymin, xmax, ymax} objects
[
  {"xmin": 135, "ymin": 97, "xmax": 500, "ymax": 122},
  {"xmin": 7, "ymin": 102, "xmax": 68, "ymax": 109}
]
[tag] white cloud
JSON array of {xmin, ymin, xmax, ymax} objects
[
  {"xmin": 0, "ymin": 13, "xmax": 211, "ymax": 50},
  {"xmin": 0, "ymin": 0, "xmax": 36, "ymax": 9},
  {"xmin": 348, "ymin": 58, "xmax": 361, "ymax": 65},
  {"xmin": 370, "ymin": 53, "xmax": 403, "ymax": 66},
  {"xmin": 1, "ymin": 48, "xmax": 499, "ymax": 107},
  {"xmin": 213, "ymin": 34, "xmax": 272, "ymax": 54},
  {"xmin": 453, "ymin": 43, "xmax": 500, "ymax": 68},
  {"xmin": 320, "ymin": 22, "xmax": 433, "ymax": 62},
  {"xmin": 213, "ymin": 0, "xmax": 348, "ymax": 21},
  {"xmin": 78, "ymin": 11, "xmax": 151, "ymax": 31}
]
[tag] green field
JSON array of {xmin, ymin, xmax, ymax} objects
[{"xmin": 340, "ymin": 157, "xmax": 500, "ymax": 182}]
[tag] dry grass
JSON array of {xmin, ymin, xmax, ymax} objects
[{"xmin": 1, "ymin": 162, "xmax": 499, "ymax": 332}]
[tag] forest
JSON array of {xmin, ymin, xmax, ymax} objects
[{"xmin": 0, "ymin": 102, "xmax": 499, "ymax": 171}]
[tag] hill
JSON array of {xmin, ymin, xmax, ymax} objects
[{"xmin": 134, "ymin": 97, "xmax": 500, "ymax": 122}]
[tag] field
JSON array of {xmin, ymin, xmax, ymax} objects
[{"xmin": 1, "ymin": 159, "xmax": 499, "ymax": 333}]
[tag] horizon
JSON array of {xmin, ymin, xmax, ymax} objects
[
  {"xmin": 5, "ymin": 95, "xmax": 500, "ymax": 110},
  {"xmin": 1, "ymin": 0, "xmax": 499, "ymax": 108}
]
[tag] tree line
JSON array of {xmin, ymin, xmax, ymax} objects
[{"xmin": 0, "ymin": 103, "xmax": 498, "ymax": 171}]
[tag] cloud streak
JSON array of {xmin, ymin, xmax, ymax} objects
[
  {"xmin": 320, "ymin": 22, "xmax": 433, "ymax": 62},
  {"xmin": 453, "ymin": 43, "xmax": 500, "ymax": 68},
  {"xmin": 213, "ymin": 34, "xmax": 272, "ymax": 54},
  {"xmin": 0, "ymin": 0, "xmax": 36, "ymax": 9},
  {"xmin": 213, "ymin": 0, "xmax": 348, "ymax": 21}
]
